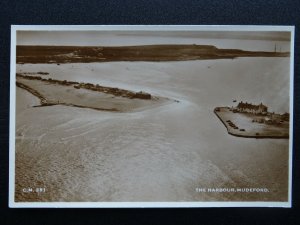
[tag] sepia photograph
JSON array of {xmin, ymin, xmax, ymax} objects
[{"xmin": 9, "ymin": 25, "xmax": 294, "ymax": 207}]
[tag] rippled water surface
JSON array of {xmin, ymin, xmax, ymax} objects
[{"xmin": 15, "ymin": 56, "xmax": 290, "ymax": 202}]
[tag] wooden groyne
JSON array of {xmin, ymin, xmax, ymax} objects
[{"xmin": 16, "ymin": 81, "xmax": 46, "ymax": 103}]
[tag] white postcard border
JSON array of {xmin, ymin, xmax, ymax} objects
[{"xmin": 9, "ymin": 25, "xmax": 295, "ymax": 208}]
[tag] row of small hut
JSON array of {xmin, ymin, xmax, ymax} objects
[
  {"xmin": 233, "ymin": 101, "xmax": 268, "ymax": 114},
  {"xmin": 16, "ymin": 73, "xmax": 152, "ymax": 100}
]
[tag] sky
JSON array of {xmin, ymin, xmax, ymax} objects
[{"xmin": 17, "ymin": 30, "xmax": 290, "ymax": 45}]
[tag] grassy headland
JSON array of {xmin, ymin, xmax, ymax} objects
[{"xmin": 17, "ymin": 44, "xmax": 290, "ymax": 64}]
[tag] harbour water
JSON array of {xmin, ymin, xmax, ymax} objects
[{"xmin": 15, "ymin": 41, "xmax": 291, "ymax": 202}]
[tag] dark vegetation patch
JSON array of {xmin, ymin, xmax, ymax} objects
[{"xmin": 16, "ymin": 44, "xmax": 290, "ymax": 64}]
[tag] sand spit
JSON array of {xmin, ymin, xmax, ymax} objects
[
  {"xmin": 16, "ymin": 74, "xmax": 171, "ymax": 112},
  {"xmin": 17, "ymin": 44, "xmax": 290, "ymax": 64},
  {"xmin": 214, "ymin": 107, "xmax": 289, "ymax": 139}
]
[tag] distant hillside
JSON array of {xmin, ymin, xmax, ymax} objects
[{"xmin": 16, "ymin": 44, "xmax": 290, "ymax": 64}]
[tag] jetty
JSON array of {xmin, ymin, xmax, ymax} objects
[{"xmin": 214, "ymin": 103, "xmax": 289, "ymax": 139}]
